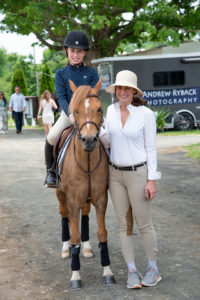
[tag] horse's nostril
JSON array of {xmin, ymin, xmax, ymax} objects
[
  {"xmin": 88, "ymin": 136, "xmax": 98, "ymax": 144},
  {"xmin": 93, "ymin": 136, "xmax": 98, "ymax": 143},
  {"xmin": 82, "ymin": 136, "xmax": 98, "ymax": 144}
]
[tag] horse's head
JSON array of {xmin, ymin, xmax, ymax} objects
[{"xmin": 69, "ymin": 79, "xmax": 103, "ymax": 152}]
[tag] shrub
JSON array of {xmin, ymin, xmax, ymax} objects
[
  {"xmin": 40, "ymin": 63, "xmax": 54, "ymax": 94},
  {"xmin": 11, "ymin": 69, "xmax": 28, "ymax": 95},
  {"xmin": 154, "ymin": 109, "xmax": 171, "ymax": 131}
]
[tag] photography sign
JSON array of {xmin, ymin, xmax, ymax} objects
[{"xmin": 144, "ymin": 87, "xmax": 200, "ymax": 106}]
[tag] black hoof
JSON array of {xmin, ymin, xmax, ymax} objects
[
  {"xmin": 103, "ymin": 275, "xmax": 116, "ymax": 286},
  {"xmin": 70, "ymin": 279, "xmax": 82, "ymax": 290}
]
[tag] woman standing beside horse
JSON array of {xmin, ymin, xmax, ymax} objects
[{"xmin": 101, "ymin": 70, "xmax": 162, "ymax": 289}]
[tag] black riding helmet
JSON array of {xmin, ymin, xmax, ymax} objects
[{"xmin": 64, "ymin": 30, "xmax": 89, "ymax": 50}]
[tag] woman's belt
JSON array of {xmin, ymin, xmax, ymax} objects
[{"xmin": 109, "ymin": 161, "xmax": 146, "ymax": 171}]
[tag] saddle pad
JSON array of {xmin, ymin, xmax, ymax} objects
[{"xmin": 56, "ymin": 130, "xmax": 74, "ymax": 177}]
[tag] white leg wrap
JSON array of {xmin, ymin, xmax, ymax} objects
[
  {"xmin": 103, "ymin": 266, "xmax": 113, "ymax": 277},
  {"xmin": 71, "ymin": 271, "xmax": 81, "ymax": 281},
  {"xmin": 82, "ymin": 240, "xmax": 92, "ymax": 249},
  {"xmin": 62, "ymin": 241, "xmax": 70, "ymax": 251}
]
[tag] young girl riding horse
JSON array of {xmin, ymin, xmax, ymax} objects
[{"xmin": 44, "ymin": 30, "xmax": 99, "ymax": 258}]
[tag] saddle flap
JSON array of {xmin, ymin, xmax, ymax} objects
[{"xmin": 53, "ymin": 125, "xmax": 74, "ymax": 159}]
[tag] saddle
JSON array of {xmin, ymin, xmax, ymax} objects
[{"xmin": 52, "ymin": 125, "xmax": 74, "ymax": 172}]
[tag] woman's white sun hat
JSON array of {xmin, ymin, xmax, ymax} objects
[{"xmin": 106, "ymin": 70, "xmax": 143, "ymax": 96}]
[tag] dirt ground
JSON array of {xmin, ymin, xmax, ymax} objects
[{"xmin": 0, "ymin": 129, "xmax": 200, "ymax": 300}]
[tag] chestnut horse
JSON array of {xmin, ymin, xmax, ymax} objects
[{"xmin": 56, "ymin": 79, "xmax": 116, "ymax": 290}]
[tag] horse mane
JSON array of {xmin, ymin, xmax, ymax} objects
[{"xmin": 69, "ymin": 85, "xmax": 92, "ymax": 114}]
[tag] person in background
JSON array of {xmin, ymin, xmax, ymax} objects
[
  {"xmin": 9, "ymin": 86, "xmax": 26, "ymax": 134},
  {"xmin": 101, "ymin": 70, "xmax": 161, "ymax": 289},
  {"xmin": 37, "ymin": 90, "xmax": 58, "ymax": 136},
  {"xmin": 0, "ymin": 91, "xmax": 8, "ymax": 134}
]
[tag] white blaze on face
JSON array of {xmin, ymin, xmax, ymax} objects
[{"xmin": 85, "ymin": 98, "xmax": 90, "ymax": 129}]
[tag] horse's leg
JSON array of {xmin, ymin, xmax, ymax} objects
[
  {"xmin": 69, "ymin": 209, "xmax": 82, "ymax": 290},
  {"xmin": 95, "ymin": 192, "xmax": 116, "ymax": 286},
  {"xmin": 81, "ymin": 202, "xmax": 93, "ymax": 258},
  {"xmin": 61, "ymin": 217, "xmax": 70, "ymax": 259},
  {"xmin": 56, "ymin": 189, "xmax": 70, "ymax": 259}
]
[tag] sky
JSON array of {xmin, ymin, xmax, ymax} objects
[{"xmin": 0, "ymin": 31, "xmax": 46, "ymax": 64}]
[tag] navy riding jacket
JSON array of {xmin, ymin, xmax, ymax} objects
[{"xmin": 55, "ymin": 63, "xmax": 99, "ymax": 116}]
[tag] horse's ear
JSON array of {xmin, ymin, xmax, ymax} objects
[
  {"xmin": 91, "ymin": 78, "xmax": 102, "ymax": 94},
  {"xmin": 69, "ymin": 80, "xmax": 77, "ymax": 93}
]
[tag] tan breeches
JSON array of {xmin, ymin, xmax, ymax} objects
[
  {"xmin": 109, "ymin": 164, "xmax": 158, "ymax": 264},
  {"xmin": 47, "ymin": 111, "xmax": 71, "ymax": 145}
]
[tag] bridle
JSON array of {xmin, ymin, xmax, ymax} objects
[
  {"xmin": 74, "ymin": 94, "xmax": 104, "ymax": 139},
  {"xmin": 73, "ymin": 94, "xmax": 104, "ymax": 202}
]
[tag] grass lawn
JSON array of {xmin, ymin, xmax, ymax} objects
[
  {"xmin": 157, "ymin": 129, "xmax": 200, "ymax": 161},
  {"xmin": 157, "ymin": 129, "xmax": 200, "ymax": 136},
  {"xmin": 146, "ymin": 128, "xmax": 200, "ymax": 161},
  {"xmin": 184, "ymin": 143, "xmax": 200, "ymax": 161}
]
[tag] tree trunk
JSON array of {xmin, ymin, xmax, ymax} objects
[{"xmin": 86, "ymin": 46, "xmax": 116, "ymax": 67}]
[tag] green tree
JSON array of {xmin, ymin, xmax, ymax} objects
[
  {"xmin": 0, "ymin": 49, "xmax": 12, "ymax": 97},
  {"xmin": 0, "ymin": 48, "xmax": 36, "ymax": 98},
  {"xmin": 10, "ymin": 54, "xmax": 37, "ymax": 95},
  {"xmin": 0, "ymin": 0, "xmax": 199, "ymax": 62},
  {"xmin": 40, "ymin": 63, "xmax": 54, "ymax": 94},
  {"xmin": 11, "ymin": 69, "xmax": 28, "ymax": 96},
  {"xmin": 0, "ymin": 48, "xmax": 7, "ymax": 77},
  {"xmin": 42, "ymin": 48, "xmax": 67, "ymax": 74}
]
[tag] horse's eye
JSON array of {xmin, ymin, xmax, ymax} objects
[
  {"xmin": 97, "ymin": 107, "xmax": 102, "ymax": 113},
  {"xmin": 74, "ymin": 111, "xmax": 78, "ymax": 115}
]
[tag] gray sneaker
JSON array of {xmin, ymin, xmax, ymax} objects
[
  {"xmin": 141, "ymin": 267, "xmax": 162, "ymax": 287},
  {"xmin": 127, "ymin": 270, "xmax": 142, "ymax": 289}
]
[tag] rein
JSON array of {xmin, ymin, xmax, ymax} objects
[
  {"xmin": 73, "ymin": 135, "xmax": 102, "ymax": 175},
  {"xmin": 73, "ymin": 93, "xmax": 103, "ymax": 203},
  {"xmin": 73, "ymin": 135, "xmax": 102, "ymax": 202}
]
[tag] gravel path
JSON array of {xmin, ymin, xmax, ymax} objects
[
  {"xmin": 0, "ymin": 129, "xmax": 199, "ymax": 300},
  {"xmin": 156, "ymin": 134, "xmax": 200, "ymax": 151}
]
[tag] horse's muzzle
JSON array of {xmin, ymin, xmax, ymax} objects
[{"xmin": 81, "ymin": 135, "xmax": 98, "ymax": 152}]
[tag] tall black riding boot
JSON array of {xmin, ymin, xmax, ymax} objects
[{"xmin": 44, "ymin": 140, "xmax": 57, "ymax": 188}]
